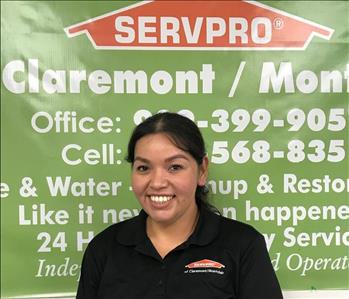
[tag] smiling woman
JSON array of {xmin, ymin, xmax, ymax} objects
[{"xmin": 76, "ymin": 112, "xmax": 283, "ymax": 299}]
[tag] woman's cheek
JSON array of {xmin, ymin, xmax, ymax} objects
[{"xmin": 131, "ymin": 176, "xmax": 146, "ymax": 199}]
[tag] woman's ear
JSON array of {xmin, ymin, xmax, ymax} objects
[{"xmin": 198, "ymin": 155, "xmax": 209, "ymax": 186}]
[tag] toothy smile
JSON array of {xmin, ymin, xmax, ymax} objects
[{"xmin": 149, "ymin": 195, "xmax": 174, "ymax": 203}]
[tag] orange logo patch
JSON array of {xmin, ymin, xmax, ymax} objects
[{"xmin": 185, "ymin": 259, "xmax": 225, "ymax": 269}]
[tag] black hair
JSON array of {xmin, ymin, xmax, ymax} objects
[{"xmin": 126, "ymin": 112, "xmax": 215, "ymax": 211}]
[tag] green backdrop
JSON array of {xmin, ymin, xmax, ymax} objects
[{"xmin": 1, "ymin": 1, "xmax": 348, "ymax": 297}]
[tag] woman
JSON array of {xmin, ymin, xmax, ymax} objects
[{"xmin": 77, "ymin": 112, "xmax": 283, "ymax": 299}]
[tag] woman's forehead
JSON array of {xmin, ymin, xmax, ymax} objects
[
  {"xmin": 136, "ymin": 133, "xmax": 183, "ymax": 149},
  {"xmin": 134, "ymin": 133, "xmax": 192, "ymax": 160}
]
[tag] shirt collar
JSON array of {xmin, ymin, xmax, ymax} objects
[
  {"xmin": 116, "ymin": 209, "xmax": 148, "ymax": 246},
  {"xmin": 187, "ymin": 207, "xmax": 221, "ymax": 246},
  {"xmin": 116, "ymin": 207, "xmax": 221, "ymax": 247}
]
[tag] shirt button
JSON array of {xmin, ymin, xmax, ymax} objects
[{"xmin": 161, "ymin": 265, "xmax": 166, "ymax": 270}]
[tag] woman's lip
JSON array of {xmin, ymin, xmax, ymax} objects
[
  {"xmin": 148, "ymin": 194, "xmax": 175, "ymax": 197},
  {"xmin": 148, "ymin": 195, "xmax": 175, "ymax": 203}
]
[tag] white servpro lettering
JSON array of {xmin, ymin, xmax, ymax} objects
[
  {"xmin": 193, "ymin": 262, "xmax": 214, "ymax": 267},
  {"xmin": 115, "ymin": 16, "xmax": 135, "ymax": 43},
  {"xmin": 114, "ymin": 16, "xmax": 272, "ymax": 45}
]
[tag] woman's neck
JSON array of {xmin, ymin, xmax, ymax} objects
[{"xmin": 146, "ymin": 205, "xmax": 200, "ymax": 258}]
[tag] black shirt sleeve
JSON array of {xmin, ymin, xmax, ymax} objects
[
  {"xmin": 238, "ymin": 233, "xmax": 283, "ymax": 299},
  {"xmin": 76, "ymin": 244, "xmax": 100, "ymax": 299},
  {"xmin": 76, "ymin": 232, "xmax": 109, "ymax": 299}
]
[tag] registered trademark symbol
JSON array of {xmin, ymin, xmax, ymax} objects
[{"xmin": 273, "ymin": 18, "xmax": 284, "ymax": 30}]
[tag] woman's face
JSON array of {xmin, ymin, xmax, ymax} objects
[{"xmin": 131, "ymin": 133, "xmax": 208, "ymax": 225}]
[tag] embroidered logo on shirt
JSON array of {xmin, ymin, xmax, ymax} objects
[
  {"xmin": 184, "ymin": 259, "xmax": 225, "ymax": 275},
  {"xmin": 185, "ymin": 259, "xmax": 225, "ymax": 269}
]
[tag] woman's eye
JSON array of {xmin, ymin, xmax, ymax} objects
[
  {"xmin": 136, "ymin": 165, "xmax": 148, "ymax": 172},
  {"xmin": 169, "ymin": 164, "xmax": 183, "ymax": 171}
]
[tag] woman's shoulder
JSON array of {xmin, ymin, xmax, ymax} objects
[
  {"xmin": 219, "ymin": 214, "xmax": 260, "ymax": 235},
  {"xmin": 87, "ymin": 213, "xmax": 143, "ymax": 252},
  {"xmin": 216, "ymin": 212, "xmax": 265, "ymax": 249}
]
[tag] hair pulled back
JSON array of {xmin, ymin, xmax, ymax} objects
[{"xmin": 126, "ymin": 112, "xmax": 213, "ymax": 211}]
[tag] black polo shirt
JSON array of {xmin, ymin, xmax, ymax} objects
[{"xmin": 77, "ymin": 208, "xmax": 283, "ymax": 299}]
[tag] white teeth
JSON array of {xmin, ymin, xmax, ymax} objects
[{"xmin": 150, "ymin": 195, "xmax": 173, "ymax": 203}]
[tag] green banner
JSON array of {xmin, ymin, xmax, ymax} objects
[{"xmin": 1, "ymin": 1, "xmax": 348, "ymax": 297}]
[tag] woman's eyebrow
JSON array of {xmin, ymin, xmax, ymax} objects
[
  {"xmin": 134, "ymin": 154, "xmax": 189, "ymax": 163},
  {"xmin": 165, "ymin": 154, "xmax": 189, "ymax": 162},
  {"xmin": 133, "ymin": 157, "xmax": 149, "ymax": 163}
]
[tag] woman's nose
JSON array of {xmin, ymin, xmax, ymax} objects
[{"xmin": 149, "ymin": 169, "xmax": 168, "ymax": 189}]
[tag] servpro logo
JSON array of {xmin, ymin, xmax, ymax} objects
[
  {"xmin": 184, "ymin": 259, "xmax": 226, "ymax": 275},
  {"xmin": 64, "ymin": 0, "xmax": 334, "ymax": 50},
  {"xmin": 185, "ymin": 259, "xmax": 225, "ymax": 269}
]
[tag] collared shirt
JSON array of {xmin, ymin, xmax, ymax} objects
[{"xmin": 77, "ymin": 208, "xmax": 283, "ymax": 299}]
